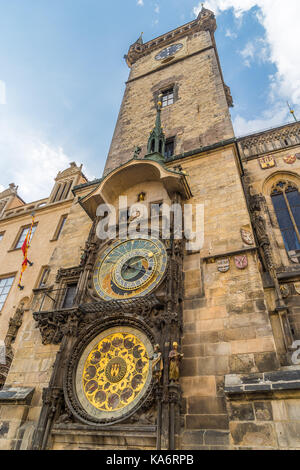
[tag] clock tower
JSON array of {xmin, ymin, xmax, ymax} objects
[{"xmin": 105, "ymin": 7, "xmax": 234, "ymax": 175}]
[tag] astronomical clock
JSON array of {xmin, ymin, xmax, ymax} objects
[{"xmin": 32, "ymin": 112, "xmax": 190, "ymax": 450}]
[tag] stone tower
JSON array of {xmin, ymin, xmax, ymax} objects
[{"xmin": 104, "ymin": 7, "xmax": 234, "ymax": 175}]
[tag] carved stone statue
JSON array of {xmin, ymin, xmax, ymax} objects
[
  {"xmin": 150, "ymin": 344, "xmax": 163, "ymax": 383},
  {"xmin": 168, "ymin": 342, "xmax": 183, "ymax": 383}
]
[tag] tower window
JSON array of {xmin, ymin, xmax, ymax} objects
[
  {"xmin": 162, "ymin": 88, "xmax": 174, "ymax": 107},
  {"xmin": 271, "ymin": 182, "xmax": 300, "ymax": 252},
  {"xmin": 164, "ymin": 137, "xmax": 175, "ymax": 158},
  {"xmin": 0, "ymin": 276, "xmax": 15, "ymax": 311},
  {"xmin": 52, "ymin": 180, "xmax": 73, "ymax": 203}
]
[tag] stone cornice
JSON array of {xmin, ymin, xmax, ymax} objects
[{"xmin": 125, "ymin": 11, "xmax": 216, "ymax": 67}]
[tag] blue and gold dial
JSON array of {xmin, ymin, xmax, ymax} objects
[{"xmin": 93, "ymin": 238, "xmax": 167, "ymax": 300}]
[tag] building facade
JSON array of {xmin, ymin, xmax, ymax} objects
[{"xmin": 0, "ymin": 7, "xmax": 300, "ymax": 450}]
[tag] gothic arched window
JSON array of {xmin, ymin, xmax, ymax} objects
[{"xmin": 271, "ymin": 181, "xmax": 300, "ymax": 252}]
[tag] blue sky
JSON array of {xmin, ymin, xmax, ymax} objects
[{"xmin": 0, "ymin": 0, "xmax": 298, "ymax": 201}]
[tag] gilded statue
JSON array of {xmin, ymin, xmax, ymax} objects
[{"xmin": 168, "ymin": 342, "xmax": 183, "ymax": 382}]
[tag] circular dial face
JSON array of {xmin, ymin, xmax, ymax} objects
[
  {"xmin": 93, "ymin": 238, "xmax": 167, "ymax": 300},
  {"xmin": 75, "ymin": 327, "xmax": 153, "ymax": 421},
  {"xmin": 155, "ymin": 43, "xmax": 183, "ymax": 61}
]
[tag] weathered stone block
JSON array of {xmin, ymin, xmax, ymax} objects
[
  {"xmin": 230, "ymin": 422, "xmax": 277, "ymax": 447},
  {"xmin": 188, "ymin": 396, "xmax": 226, "ymax": 415},
  {"xmin": 204, "ymin": 430, "xmax": 230, "ymax": 446},
  {"xmin": 229, "ymin": 403, "xmax": 255, "ymax": 422},
  {"xmin": 254, "ymin": 402, "xmax": 273, "ymax": 421}
]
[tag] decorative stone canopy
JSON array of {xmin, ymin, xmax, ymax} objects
[{"xmin": 78, "ymin": 158, "xmax": 192, "ymax": 219}]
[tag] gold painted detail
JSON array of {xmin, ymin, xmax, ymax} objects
[
  {"xmin": 82, "ymin": 332, "xmax": 149, "ymax": 412},
  {"xmin": 105, "ymin": 357, "xmax": 127, "ymax": 383},
  {"xmin": 259, "ymin": 156, "xmax": 276, "ymax": 169}
]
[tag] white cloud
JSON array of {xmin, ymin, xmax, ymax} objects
[
  {"xmin": 0, "ymin": 81, "xmax": 6, "ymax": 105},
  {"xmin": 194, "ymin": 1, "xmax": 300, "ymax": 132},
  {"xmin": 225, "ymin": 29, "xmax": 237, "ymax": 39},
  {"xmin": 154, "ymin": 4, "xmax": 160, "ymax": 14},
  {"xmin": 240, "ymin": 37, "xmax": 269, "ymax": 67},
  {"xmin": 0, "ymin": 117, "xmax": 72, "ymax": 201},
  {"xmin": 137, "ymin": 0, "xmax": 144, "ymax": 6}
]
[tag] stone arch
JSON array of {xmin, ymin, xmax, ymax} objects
[{"xmin": 262, "ymin": 171, "xmax": 300, "ymax": 196}]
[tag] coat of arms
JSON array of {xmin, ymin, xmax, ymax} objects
[
  {"xmin": 217, "ymin": 258, "xmax": 230, "ymax": 273},
  {"xmin": 234, "ymin": 255, "xmax": 248, "ymax": 270},
  {"xmin": 284, "ymin": 155, "xmax": 296, "ymax": 165},
  {"xmin": 259, "ymin": 156, "xmax": 275, "ymax": 169},
  {"xmin": 241, "ymin": 229, "xmax": 254, "ymax": 246},
  {"xmin": 294, "ymin": 283, "xmax": 300, "ymax": 295}
]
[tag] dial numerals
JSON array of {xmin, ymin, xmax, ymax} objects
[
  {"xmin": 155, "ymin": 43, "xmax": 183, "ymax": 61},
  {"xmin": 93, "ymin": 238, "xmax": 167, "ymax": 300}
]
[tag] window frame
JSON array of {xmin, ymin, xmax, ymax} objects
[
  {"xmin": 0, "ymin": 274, "xmax": 16, "ymax": 312},
  {"xmin": 164, "ymin": 137, "xmax": 176, "ymax": 159},
  {"xmin": 271, "ymin": 182, "xmax": 300, "ymax": 253},
  {"xmin": 51, "ymin": 215, "xmax": 68, "ymax": 242},
  {"xmin": 11, "ymin": 224, "xmax": 38, "ymax": 251},
  {"xmin": 161, "ymin": 88, "xmax": 174, "ymax": 108},
  {"xmin": 61, "ymin": 283, "xmax": 78, "ymax": 309}
]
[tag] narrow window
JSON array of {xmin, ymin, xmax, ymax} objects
[
  {"xmin": 52, "ymin": 184, "xmax": 62, "ymax": 203},
  {"xmin": 38, "ymin": 267, "xmax": 50, "ymax": 288},
  {"xmin": 164, "ymin": 137, "xmax": 175, "ymax": 158},
  {"xmin": 62, "ymin": 284, "xmax": 77, "ymax": 309},
  {"xmin": 0, "ymin": 276, "xmax": 15, "ymax": 311},
  {"xmin": 271, "ymin": 183, "xmax": 300, "ymax": 252},
  {"xmin": 15, "ymin": 225, "xmax": 37, "ymax": 250},
  {"xmin": 161, "ymin": 88, "xmax": 174, "ymax": 108},
  {"xmin": 54, "ymin": 215, "xmax": 67, "ymax": 241},
  {"xmin": 0, "ymin": 232, "xmax": 4, "ymax": 242}
]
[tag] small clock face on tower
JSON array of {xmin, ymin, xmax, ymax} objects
[
  {"xmin": 93, "ymin": 238, "xmax": 168, "ymax": 301},
  {"xmin": 155, "ymin": 43, "xmax": 183, "ymax": 61}
]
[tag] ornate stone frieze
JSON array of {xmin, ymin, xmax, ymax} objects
[
  {"xmin": 239, "ymin": 121, "xmax": 300, "ymax": 158},
  {"xmin": 56, "ymin": 266, "xmax": 83, "ymax": 283}
]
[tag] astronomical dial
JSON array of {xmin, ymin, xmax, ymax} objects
[
  {"xmin": 93, "ymin": 238, "xmax": 168, "ymax": 300},
  {"xmin": 155, "ymin": 43, "xmax": 183, "ymax": 61},
  {"xmin": 75, "ymin": 327, "xmax": 153, "ymax": 422}
]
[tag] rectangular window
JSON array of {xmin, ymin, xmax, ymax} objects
[
  {"xmin": 54, "ymin": 215, "xmax": 67, "ymax": 241},
  {"xmin": 62, "ymin": 284, "xmax": 77, "ymax": 309},
  {"xmin": 0, "ymin": 232, "xmax": 4, "ymax": 242},
  {"xmin": 164, "ymin": 138, "xmax": 175, "ymax": 159},
  {"xmin": 162, "ymin": 88, "xmax": 174, "ymax": 108},
  {"xmin": 15, "ymin": 225, "xmax": 37, "ymax": 250},
  {"xmin": 0, "ymin": 276, "xmax": 15, "ymax": 311},
  {"xmin": 38, "ymin": 267, "xmax": 50, "ymax": 288}
]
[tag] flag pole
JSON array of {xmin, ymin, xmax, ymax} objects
[{"xmin": 287, "ymin": 101, "xmax": 297, "ymax": 122}]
